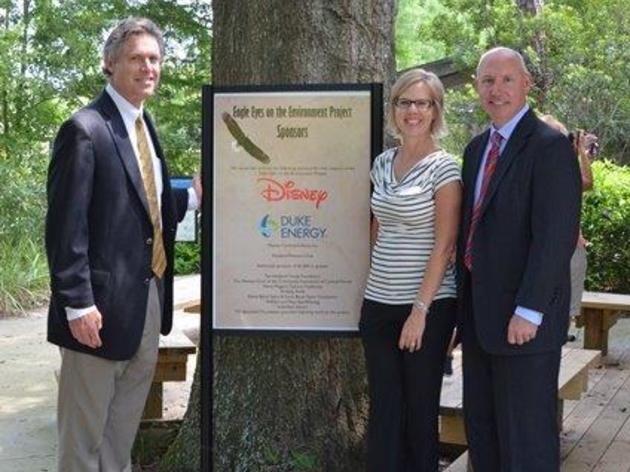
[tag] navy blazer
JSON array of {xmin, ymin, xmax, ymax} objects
[
  {"xmin": 457, "ymin": 109, "xmax": 582, "ymax": 355},
  {"xmin": 46, "ymin": 91, "xmax": 188, "ymax": 360}
]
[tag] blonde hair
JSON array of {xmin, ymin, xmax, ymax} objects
[{"xmin": 387, "ymin": 68, "xmax": 447, "ymax": 141}]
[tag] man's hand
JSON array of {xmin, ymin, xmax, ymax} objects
[
  {"xmin": 69, "ymin": 309, "xmax": 103, "ymax": 348},
  {"xmin": 193, "ymin": 174, "xmax": 202, "ymax": 205},
  {"xmin": 398, "ymin": 308, "xmax": 427, "ymax": 352},
  {"xmin": 507, "ymin": 314, "xmax": 538, "ymax": 345}
]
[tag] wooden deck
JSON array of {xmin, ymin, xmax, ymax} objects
[
  {"xmin": 560, "ymin": 316, "xmax": 630, "ymax": 471},
  {"xmin": 439, "ymin": 346, "xmax": 600, "ymax": 446},
  {"xmin": 444, "ymin": 316, "xmax": 630, "ymax": 472}
]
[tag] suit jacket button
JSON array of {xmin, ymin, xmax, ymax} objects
[
  {"xmin": 146, "ymin": 237, "xmax": 153, "ymax": 245},
  {"xmin": 144, "ymin": 277, "xmax": 150, "ymax": 285}
]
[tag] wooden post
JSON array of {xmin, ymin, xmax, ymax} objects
[
  {"xmin": 582, "ymin": 308, "xmax": 605, "ymax": 352},
  {"xmin": 440, "ymin": 415, "xmax": 468, "ymax": 445},
  {"xmin": 143, "ymin": 383, "xmax": 163, "ymax": 419}
]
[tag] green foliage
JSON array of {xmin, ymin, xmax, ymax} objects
[
  {"xmin": 397, "ymin": 0, "xmax": 630, "ymax": 162},
  {"xmin": 441, "ymin": 84, "xmax": 485, "ymax": 157},
  {"xmin": 132, "ymin": 422, "xmax": 179, "ymax": 470},
  {"xmin": 0, "ymin": 147, "xmax": 48, "ymax": 314},
  {"xmin": 261, "ymin": 446, "xmax": 282, "ymax": 466},
  {"xmin": 174, "ymin": 241, "xmax": 200, "ymax": 275},
  {"xmin": 395, "ymin": 0, "xmax": 630, "ymax": 294},
  {"xmin": 0, "ymin": 238, "xmax": 49, "ymax": 314},
  {"xmin": 395, "ymin": 0, "xmax": 448, "ymax": 69},
  {"xmin": 289, "ymin": 450, "xmax": 320, "ymax": 471},
  {"xmin": 582, "ymin": 160, "xmax": 630, "ymax": 293}
]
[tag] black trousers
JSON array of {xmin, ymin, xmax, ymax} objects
[
  {"xmin": 461, "ymin": 282, "xmax": 561, "ymax": 472},
  {"xmin": 360, "ymin": 297, "xmax": 456, "ymax": 472}
]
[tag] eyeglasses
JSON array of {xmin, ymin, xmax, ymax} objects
[{"xmin": 394, "ymin": 98, "xmax": 433, "ymax": 111}]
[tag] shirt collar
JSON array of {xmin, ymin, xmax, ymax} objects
[
  {"xmin": 106, "ymin": 83, "xmax": 143, "ymax": 123},
  {"xmin": 490, "ymin": 104, "xmax": 530, "ymax": 142}
]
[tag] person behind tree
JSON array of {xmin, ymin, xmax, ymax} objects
[{"xmin": 540, "ymin": 114, "xmax": 597, "ymax": 327}]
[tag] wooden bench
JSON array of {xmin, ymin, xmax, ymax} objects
[
  {"xmin": 576, "ymin": 291, "xmax": 630, "ymax": 355},
  {"xmin": 142, "ymin": 328, "xmax": 197, "ymax": 420},
  {"xmin": 173, "ymin": 274, "xmax": 200, "ymax": 312},
  {"xmin": 139, "ymin": 274, "xmax": 200, "ymax": 419},
  {"xmin": 183, "ymin": 302, "xmax": 201, "ymax": 313},
  {"xmin": 439, "ymin": 346, "xmax": 601, "ymax": 446}
]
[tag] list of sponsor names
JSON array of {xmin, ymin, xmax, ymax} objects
[{"xmin": 232, "ymin": 261, "xmax": 352, "ymax": 316}]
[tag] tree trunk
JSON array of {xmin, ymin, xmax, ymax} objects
[
  {"xmin": 159, "ymin": 355, "xmax": 203, "ymax": 472},
  {"xmin": 1, "ymin": 8, "xmax": 10, "ymax": 139},
  {"xmin": 515, "ymin": 0, "xmax": 542, "ymax": 14},
  {"xmin": 160, "ymin": 1, "xmax": 396, "ymax": 471},
  {"xmin": 515, "ymin": 0, "xmax": 549, "ymax": 106},
  {"xmin": 15, "ymin": 0, "xmax": 31, "ymax": 131}
]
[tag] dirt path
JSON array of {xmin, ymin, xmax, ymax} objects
[
  {"xmin": 0, "ymin": 306, "xmax": 198, "ymax": 472},
  {"xmin": 0, "ymin": 309, "xmax": 57, "ymax": 471}
]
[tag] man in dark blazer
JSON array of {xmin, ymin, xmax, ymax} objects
[
  {"xmin": 457, "ymin": 47, "xmax": 581, "ymax": 471},
  {"xmin": 45, "ymin": 18, "xmax": 200, "ymax": 471}
]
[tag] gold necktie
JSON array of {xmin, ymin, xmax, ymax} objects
[{"xmin": 135, "ymin": 115, "xmax": 166, "ymax": 278}]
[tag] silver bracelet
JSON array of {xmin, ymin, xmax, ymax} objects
[{"xmin": 413, "ymin": 299, "xmax": 429, "ymax": 314}]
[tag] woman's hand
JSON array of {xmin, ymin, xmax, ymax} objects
[{"xmin": 398, "ymin": 307, "xmax": 427, "ymax": 352}]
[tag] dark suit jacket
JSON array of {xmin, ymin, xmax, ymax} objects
[
  {"xmin": 457, "ymin": 109, "xmax": 581, "ymax": 355},
  {"xmin": 46, "ymin": 91, "xmax": 188, "ymax": 361}
]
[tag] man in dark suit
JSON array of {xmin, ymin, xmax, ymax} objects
[
  {"xmin": 46, "ymin": 18, "xmax": 200, "ymax": 471},
  {"xmin": 457, "ymin": 47, "xmax": 581, "ymax": 471}
]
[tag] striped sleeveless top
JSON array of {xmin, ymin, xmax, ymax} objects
[{"xmin": 364, "ymin": 148, "xmax": 461, "ymax": 304}]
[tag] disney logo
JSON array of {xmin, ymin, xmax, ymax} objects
[{"xmin": 257, "ymin": 178, "xmax": 328, "ymax": 209}]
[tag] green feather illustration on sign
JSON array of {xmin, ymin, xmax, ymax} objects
[{"xmin": 222, "ymin": 112, "xmax": 271, "ymax": 164}]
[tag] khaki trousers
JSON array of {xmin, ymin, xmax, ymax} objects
[{"xmin": 57, "ymin": 279, "xmax": 161, "ymax": 472}]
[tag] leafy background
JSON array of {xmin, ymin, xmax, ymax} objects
[{"xmin": 0, "ymin": 0, "xmax": 628, "ymax": 313}]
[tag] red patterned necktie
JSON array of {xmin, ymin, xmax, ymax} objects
[{"xmin": 464, "ymin": 131, "xmax": 503, "ymax": 271}]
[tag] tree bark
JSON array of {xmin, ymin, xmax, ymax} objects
[
  {"xmin": 159, "ymin": 355, "xmax": 203, "ymax": 472},
  {"xmin": 14, "ymin": 0, "xmax": 31, "ymax": 131},
  {"xmin": 160, "ymin": 1, "xmax": 396, "ymax": 471},
  {"xmin": 515, "ymin": 0, "xmax": 542, "ymax": 15},
  {"xmin": 515, "ymin": 0, "xmax": 549, "ymax": 106},
  {"xmin": 1, "ymin": 7, "xmax": 10, "ymax": 139}
]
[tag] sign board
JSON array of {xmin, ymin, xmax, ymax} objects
[{"xmin": 203, "ymin": 83, "xmax": 382, "ymax": 334}]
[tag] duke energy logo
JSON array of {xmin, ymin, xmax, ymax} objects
[
  {"xmin": 257, "ymin": 214, "xmax": 280, "ymax": 238},
  {"xmin": 257, "ymin": 214, "xmax": 327, "ymax": 240}
]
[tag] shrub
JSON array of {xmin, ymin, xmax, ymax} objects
[
  {"xmin": 174, "ymin": 241, "xmax": 201, "ymax": 275},
  {"xmin": 0, "ymin": 157, "xmax": 49, "ymax": 314},
  {"xmin": 0, "ymin": 238, "xmax": 49, "ymax": 314},
  {"xmin": 582, "ymin": 160, "xmax": 630, "ymax": 293}
]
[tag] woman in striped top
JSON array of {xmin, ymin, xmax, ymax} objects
[{"xmin": 359, "ymin": 69, "xmax": 462, "ymax": 471}]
